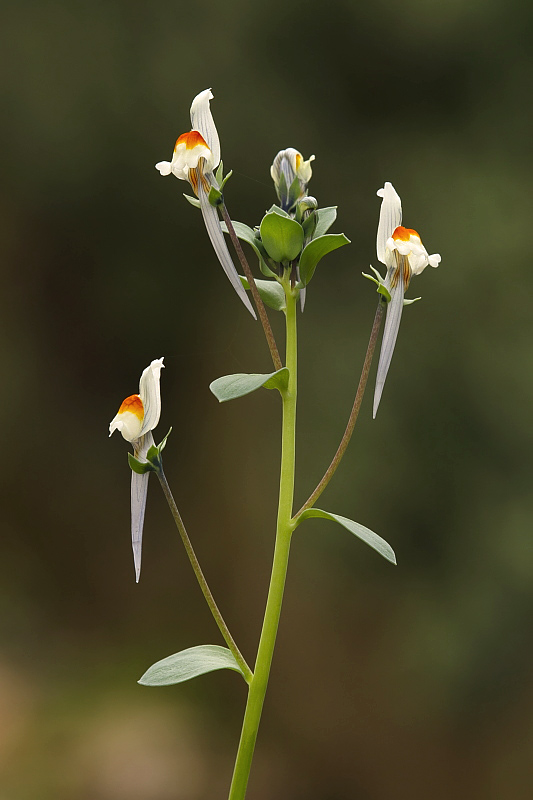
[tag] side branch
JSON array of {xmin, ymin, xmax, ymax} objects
[
  {"xmin": 220, "ymin": 203, "xmax": 282, "ymax": 371},
  {"xmin": 296, "ymin": 299, "xmax": 385, "ymax": 516},
  {"xmin": 157, "ymin": 470, "xmax": 253, "ymax": 683}
]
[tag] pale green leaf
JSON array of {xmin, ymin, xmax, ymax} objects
[
  {"xmin": 138, "ymin": 645, "xmax": 245, "ymax": 686},
  {"xmin": 239, "ymin": 276, "xmax": 286, "ymax": 311},
  {"xmin": 220, "ymin": 219, "xmax": 277, "ymax": 278},
  {"xmin": 297, "ymin": 508, "xmax": 396, "ymax": 564},
  {"xmin": 313, "ymin": 206, "xmax": 338, "ymax": 238},
  {"xmin": 299, "ymin": 233, "xmax": 350, "ymax": 286},
  {"xmin": 260, "ymin": 212, "xmax": 304, "ymax": 263},
  {"xmin": 209, "ymin": 368, "xmax": 289, "ymax": 402}
]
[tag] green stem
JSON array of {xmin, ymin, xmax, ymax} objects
[
  {"xmin": 296, "ymin": 299, "xmax": 384, "ymax": 517},
  {"xmin": 157, "ymin": 470, "xmax": 253, "ymax": 684},
  {"xmin": 227, "ymin": 284, "xmax": 298, "ymax": 800}
]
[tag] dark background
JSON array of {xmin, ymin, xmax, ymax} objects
[{"xmin": 2, "ymin": 0, "xmax": 533, "ymax": 797}]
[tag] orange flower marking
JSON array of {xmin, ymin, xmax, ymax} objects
[
  {"xmin": 174, "ymin": 130, "xmax": 210, "ymax": 152},
  {"xmin": 295, "ymin": 153, "xmax": 302, "ymax": 170},
  {"xmin": 117, "ymin": 394, "xmax": 144, "ymax": 420},
  {"xmin": 392, "ymin": 226, "xmax": 420, "ymax": 242}
]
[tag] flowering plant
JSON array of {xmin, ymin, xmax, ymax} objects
[{"xmin": 110, "ymin": 88, "xmax": 440, "ymax": 799}]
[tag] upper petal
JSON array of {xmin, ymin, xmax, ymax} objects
[
  {"xmin": 190, "ymin": 89, "xmax": 220, "ymax": 168},
  {"xmin": 139, "ymin": 358, "xmax": 165, "ymax": 436},
  {"xmin": 376, "ymin": 182, "xmax": 402, "ymax": 265}
]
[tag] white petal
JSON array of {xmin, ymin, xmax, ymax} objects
[
  {"xmin": 196, "ymin": 174, "xmax": 256, "ymax": 318},
  {"xmin": 156, "ymin": 161, "xmax": 172, "ymax": 176},
  {"xmin": 190, "ymin": 89, "xmax": 220, "ymax": 168},
  {"xmin": 139, "ymin": 358, "xmax": 164, "ymax": 436},
  {"xmin": 373, "ymin": 272, "xmax": 405, "ymax": 418},
  {"xmin": 130, "ymin": 432, "xmax": 154, "ymax": 583},
  {"xmin": 376, "ymin": 182, "xmax": 402, "ymax": 265},
  {"xmin": 109, "ymin": 410, "xmax": 143, "ymax": 442},
  {"xmin": 428, "ymin": 253, "xmax": 441, "ymax": 268}
]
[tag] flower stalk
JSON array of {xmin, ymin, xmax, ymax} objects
[
  {"xmin": 157, "ymin": 468, "xmax": 253, "ymax": 684},
  {"xmin": 297, "ymin": 298, "xmax": 385, "ymax": 516},
  {"xmin": 220, "ymin": 202, "xmax": 282, "ymax": 371},
  {"xmin": 227, "ymin": 279, "xmax": 298, "ymax": 800}
]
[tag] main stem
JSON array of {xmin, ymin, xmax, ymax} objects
[
  {"xmin": 220, "ymin": 203, "xmax": 282, "ymax": 371},
  {"xmin": 157, "ymin": 470, "xmax": 253, "ymax": 684},
  {"xmin": 296, "ymin": 299, "xmax": 384, "ymax": 516},
  {"xmin": 228, "ymin": 287, "xmax": 298, "ymax": 800}
]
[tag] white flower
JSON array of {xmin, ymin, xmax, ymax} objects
[
  {"xmin": 373, "ymin": 182, "xmax": 441, "ymax": 418},
  {"xmin": 270, "ymin": 148, "xmax": 315, "ymax": 211},
  {"xmin": 155, "ymin": 89, "xmax": 255, "ymax": 318},
  {"xmin": 109, "ymin": 358, "xmax": 164, "ymax": 582}
]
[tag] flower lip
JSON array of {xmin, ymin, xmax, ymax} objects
[
  {"xmin": 392, "ymin": 226, "xmax": 420, "ymax": 242},
  {"xmin": 109, "ymin": 358, "xmax": 164, "ymax": 443},
  {"xmin": 117, "ymin": 394, "xmax": 144, "ymax": 419},
  {"xmin": 175, "ymin": 130, "xmax": 210, "ymax": 152}
]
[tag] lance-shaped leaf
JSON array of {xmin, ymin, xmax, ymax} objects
[
  {"xmin": 197, "ymin": 180, "xmax": 256, "ymax": 318},
  {"xmin": 297, "ymin": 508, "xmax": 396, "ymax": 565},
  {"xmin": 298, "ymin": 233, "xmax": 350, "ymax": 286},
  {"xmin": 373, "ymin": 270, "xmax": 405, "ymax": 419},
  {"xmin": 139, "ymin": 645, "xmax": 246, "ymax": 687},
  {"xmin": 210, "ymin": 368, "xmax": 289, "ymax": 402},
  {"xmin": 239, "ymin": 275, "xmax": 286, "ymax": 312},
  {"xmin": 220, "ymin": 219, "xmax": 277, "ymax": 278},
  {"xmin": 260, "ymin": 211, "xmax": 304, "ymax": 263},
  {"xmin": 313, "ymin": 206, "xmax": 338, "ymax": 239}
]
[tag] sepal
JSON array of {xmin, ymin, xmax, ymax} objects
[
  {"xmin": 183, "ymin": 193, "xmax": 201, "ymax": 209},
  {"xmin": 362, "ymin": 269, "xmax": 391, "ymax": 302},
  {"xmin": 208, "ymin": 186, "xmax": 223, "ymax": 207},
  {"xmin": 128, "ymin": 452, "xmax": 156, "ymax": 475},
  {"xmin": 144, "ymin": 427, "xmax": 173, "ymax": 469}
]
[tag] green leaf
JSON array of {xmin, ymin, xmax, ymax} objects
[
  {"xmin": 138, "ymin": 645, "xmax": 245, "ymax": 686},
  {"xmin": 404, "ymin": 297, "xmax": 421, "ymax": 306},
  {"xmin": 260, "ymin": 212, "xmax": 304, "ymax": 263},
  {"xmin": 239, "ymin": 276, "xmax": 286, "ymax": 311},
  {"xmin": 298, "ymin": 233, "xmax": 350, "ymax": 286},
  {"xmin": 183, "ymin": 193, "xmax": 200, "ymax": 209},
  {"xmin": 128, "ymin": 452, "xmax": 155, "ymax": 474},
  {"xmin": 220, "ymin": 220, "xmax": 277, "ymax": 278},
  {"xmin": 302, "ymin": 210, "xmax": 318, "ymax": 239},
  {"xmin": 297, "ymin": 508, "xmax": 396, "ymax": 565},
  {"xmin": 215, "ymin": 160, "xmax": 224, "ymax": 185},
  {"xmin": 209, "ymin": 368, "xmax": 289, "ymax": 402},
  {"xmin": 313, "ymin": 207, "xmax": 337, "ymax": 239},
  {"xmin": 266, "ymin": 204, "xmax": 290, "ymax": 217}
]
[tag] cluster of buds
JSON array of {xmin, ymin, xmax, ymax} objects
[{"xmin": 270, "ymin": 148, "xmax": 315, "ymax": 213}]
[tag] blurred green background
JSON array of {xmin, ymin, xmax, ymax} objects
[{"xmin": 2, "ymin": 0, "xmax": 533, "ymax": 797}]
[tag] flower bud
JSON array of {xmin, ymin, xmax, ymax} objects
[{"xmin": 270, "ymin": 148, "xmax": 315, "ymax": 212}]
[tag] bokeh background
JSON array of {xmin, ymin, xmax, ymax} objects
[{"xmin": 2, "ymin": 0, "xmax": 533, "ymax": 797}]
